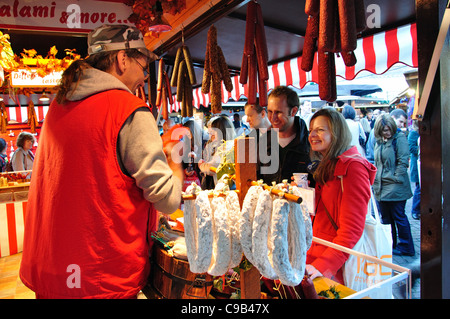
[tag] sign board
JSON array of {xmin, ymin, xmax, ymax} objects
[
  {"xmin": 9, "ymin": 68, "xmax": 62, "ymax": 87},
  {"xmin": 0, "ymin": 0, "xmax": 133, "ymax": 33}
]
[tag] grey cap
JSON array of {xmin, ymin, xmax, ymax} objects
[{"xmin": 88, "ymin": 24, "xmax": 158, "ymax": 62}]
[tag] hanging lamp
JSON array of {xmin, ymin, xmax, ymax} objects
[{"xmin": 148, "ymin": 1, "xmax": 172, "ymax": 32}]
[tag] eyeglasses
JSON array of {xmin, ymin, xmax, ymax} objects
[{"xmin": 133, "ymin": 58, "xmax": 149, "ymax": 79}]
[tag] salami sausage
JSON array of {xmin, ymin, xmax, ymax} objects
[
  {"xmin": 301, "ymin": 15, "xmax": 319, "ymax": 72},
  {"xmin": 318, "ymin": 0, "xmax": 336, "ymax": 53},
  {"xmin": 318, "ymin": 51, "xmax": 337, "ymax": 102},
  {"xmin": 247, "ymin": 52, "xmax": 258, "ymax": 105},
  {"xmin": 338, "ymin": 0, "xmax": 357, "ymax": 52},
  {"xmin": 305, "ymin": 0, "xmax": 320, "ymax": 17},
  {"xmin": 176, "ymin": 60, "xmax": 186, "ymax": 103},
  {"xmin": 217, "ymin": 46, "xmax": 233, "ymax": 92},
  {"xmin": 171, "ymin": 46, "xmax": 184, "ymax": 87},
  {"xmin": 244, "ymin": 1, "xmax": 257, "ymax": 56},
  {"xmin": 239, "ymin": 52, "xmax": 249, "ymax": 85},
  {"xmin": 164, "ymin": 72, "xmax": 173, "ymax": 105},
  {"xmin": 161, "ymin": 84, "xmax": 168, "ymax": 120},
  {"xmin": 254, "ymin": 2, "xmax": 269, "ymax": 81},
  {"xmin": 183, "ymin": 45, "xmax": 197, "ymax": 85},
  {"xmin": 355, "ymin": 0, "xmax": 367, "ymax": 33}
]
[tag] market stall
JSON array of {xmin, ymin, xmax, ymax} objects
[{"xmin": 1, "ymin": 0, "xmax": 449, "ymax": 298}]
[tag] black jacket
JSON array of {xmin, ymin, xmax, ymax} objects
[{"xmin": 257, "ymin": 116, "xmax": 313, "ymax": 185}]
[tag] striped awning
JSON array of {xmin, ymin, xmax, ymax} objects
[
  {"xmin": 3, "ymin": 23, "xmax": 418, "ymax": 120},
  {"xmin": 172, "ymin": 22, "xmax": 418, "ymax": 112}
]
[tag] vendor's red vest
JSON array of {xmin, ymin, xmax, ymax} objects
[{"xmin": 20, "ymin": 90, "xmax": 157, "ymax": 299}]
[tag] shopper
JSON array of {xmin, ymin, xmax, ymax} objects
[
  {"xmin": 342, "ymin": 104, "xmax": 366, "ymax": 156},
  {"xmin": 305, "ymin": 108, "xmax": 376, "ymax": 284},
  {"xmin": 257, "ymin": 85, "xmax": 311, "ymax": 185},
  {"xmin": 244, "ymin": 98, "xmax": 271, "ymax": 131},
  {"xmin": 20, "ymin": 24, "xmax": 183, "ymax": 299},
  {"xmin": 372, "ymin": 114, "xmax": 415, "ymax": 256},
  {"xmin": 198, "ymin": 115, "xmax": 235, "ymax": 187},
  {"xmin": 10, "ymin": 132, "xmax": 35, "ymax": 174},
  {"xmin": 408, "ymin": 120, "xmax": 420, "ymax": 220}
]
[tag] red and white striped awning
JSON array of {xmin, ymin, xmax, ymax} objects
[
  {"xmin": 3, "ymin": 23, "xmax": 418, "ymax": 120},
  {"xmin": 172, "ymin": 22, "xmax": 418, "ymax": 112}
]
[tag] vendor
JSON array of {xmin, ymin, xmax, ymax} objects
[{"xmin": 19, "ymin": 24, "xmax": 183, "ymax": 299}]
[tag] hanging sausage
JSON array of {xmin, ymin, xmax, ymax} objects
[
  {"xmin": 171, "ymin": 44, "xmax": 197, "ymax": 117},
  {"xmin": 156, "ymin": 59, "xmax": 174, "ymax": 120},
  {"xmin": 301, "ymin": 0, "xmax": 366, "ymax": 102},
  {"xmin": 201, "ymin": 25, "xmax": 234, "ymax": 114},
  {"xmin": 240, "ymin": 1, "xmax": 269, "ymax": 106}
]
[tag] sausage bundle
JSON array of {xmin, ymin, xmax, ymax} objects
[
  {"xmin": 201, "ymin": 25, "xmax": 233, "ymax": 114},
  {"xmin": 170, "ymin": 45, "xmax": 196, "ymax": 117},
  {"xmin": 240, "ymin": 1, "xmax": 269, "ymax": 107},
  {"xmin": 301, "ymin": 0, "xmax": 366, "ymax": 102},
  {"xmin": 156, "ymin": 59, "xmax": 174, "ymax": 120}
]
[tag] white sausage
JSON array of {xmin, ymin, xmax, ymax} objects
[
  {"xmin": 208, "ymin": 196, "xmax": 232, "ymax": 276},
  {"xmin": 270, "ymin": 198, "xmax": 306, "ymax": 286},
  {"xmin": 184, "ymin": 190, "xmax": 213, "ymax": 273},
  {"xmin": 239, "ymin": 185, "xmax": 262, "ymax": 264},
  {"xmin": 252, "ymin": 190, "xmax": 278, "ymax": 280},
  {"xmin": 226, "ymin": 191, "xmax": 243, "ymax": 268}
]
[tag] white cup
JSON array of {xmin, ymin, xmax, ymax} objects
[{"xmin": 293, "ymin": 173, "xmax": 308, "ymax": 188}]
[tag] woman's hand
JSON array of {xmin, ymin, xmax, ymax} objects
[{"xmin": 305, "ymin": 264, "xmax": 323, "ymax": 280}]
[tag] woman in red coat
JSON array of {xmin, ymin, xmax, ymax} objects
[{"xmin": 305, "ymin": 108, "xmax": 376, "ymax": 284}]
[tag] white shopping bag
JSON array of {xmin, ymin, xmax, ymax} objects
[{"xmin": 343, "ymin": 191, "xmax": 393, "ymax": 299}]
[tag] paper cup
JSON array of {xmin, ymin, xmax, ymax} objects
[{"xmin": 293, "ymin": 173, "xmax": 308, "ymax": 188}]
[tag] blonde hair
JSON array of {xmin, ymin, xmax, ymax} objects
[
  {"xmin": 373, "ymin": 113, "xmax": 397, "ymax": 141},
  {"xmin": 309, "ymin": 108, "xmax": 352, "ymax": 185}
]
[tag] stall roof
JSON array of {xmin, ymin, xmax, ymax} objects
[{"xmin": 2, "ymin": 0, "xmax": 416, "ymax": 70}]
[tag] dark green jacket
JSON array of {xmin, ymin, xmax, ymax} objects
[{"xmin": 373, "ymin": 130, "xmax": 412, "ymax": 201}]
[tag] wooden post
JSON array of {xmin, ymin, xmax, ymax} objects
[
  {"xmin": 234, "ymin": 136, "xmax": 257, "ymax": 207},
  {"xmin": 234, "ymin": 136, "xmax": 261, "ymax": 299}
]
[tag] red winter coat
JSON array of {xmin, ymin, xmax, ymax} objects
[
  {"xmin": 20, "ymin": 90, "xmax": 157, "ymax": 298},
  {"xmin": 306, "ymin": 147, "xmax": 376, "ymax": 284}
]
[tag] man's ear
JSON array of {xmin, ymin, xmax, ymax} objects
[
  {"xmin": 291, "ymin": 106, "xmax": 299, "ymax": 117},
  {"xmin": 116, "ymin": 50, "xmax": 127, "ymax": 74}
]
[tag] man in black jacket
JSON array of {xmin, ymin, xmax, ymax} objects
[{"xmin": 257, "ymin": 86, "xmax": 312, "ymax": 186}]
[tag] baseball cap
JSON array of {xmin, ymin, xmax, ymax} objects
[{"xmin": 88, "ymin": 24, "xmax": 158, "ymax": 62}]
